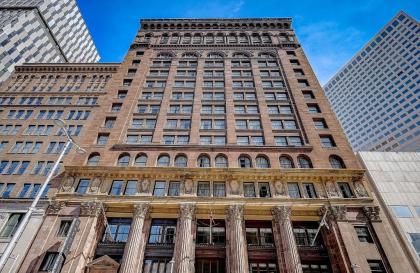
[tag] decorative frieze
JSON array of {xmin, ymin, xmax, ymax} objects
[{"xmin": 47, "ymin": 201, "xmax": 66, "ymax": 215}]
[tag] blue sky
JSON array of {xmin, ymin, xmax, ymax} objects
[{"xmin": 77, "ymin": 0, "xmax": 419, "ymax": 85}]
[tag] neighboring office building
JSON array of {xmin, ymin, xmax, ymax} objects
[
  {"xmin": 324, "ymin": 11, "xmax": 419, "ymax": 152},
  {"xmin": 0, "ymin": 0, "xmax": 100, "ymax": 82},
  {"xmin": 0, "ymin": 63, "xmax": 118, "ymax": 272},
  {"xmin": 358, "ymin": 151, "xmax": 420, "ymax": 270}
]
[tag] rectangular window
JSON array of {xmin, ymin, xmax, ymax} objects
[
  {"xmin": 302, "ymin": 183, "xmax": 317, "ymax": 198},
  {"xmin": 368, "ymin": 260, "xmax": 386, "ymax": 273},
  {"xmin": 57, "ymin": 220, "xmax": 73, "ymax": 236},
  {"xmin": 320, "ymin": 135, "xmax": 336, "ymax": 148},
  {"xmin": 288, "ymin": 183, "xmax": 301, "ymax": 198},
  {"xmin": 153, "ymin": 181, "xmax": 166, "ymax": 196},
  {"xmin": 168, "ymin": 181, "xmax": 180, "ymax": 196},
  {"xmin": 196, "ymin": 220, "xmax": 225, "ymax": 245},
  {"xmin": 244, "ymin": 183, "xmax": 256, "ymax": 197},
  {"xmin": 338, "ymin": 182, "xmax": 354, "ymax": 198},
  {"xmin": 2, "ymin": 183, "xmax": 15, "ymax": 198},
  {"xmin": 0, "ymin": 213, "xmax": 23, "ymax": 237},
  {"xmin": 103, "ymin": 218, "xmax": 131, "ymax": 243},
  {"xmin": 76, "ymin": 179, "xmax": 90, "ymax": 194},
  {"xmin": 148, "ymin": 219, "xmax": 177, "ymax": 244},
  {"xmin": 97, "ymin": 134, "xmax": 109, "ymax": 145},
  {"xmin": 390, "ymin": 205, "xmax": 413, "ymax": 218},
  {"xmin": 258, "ymin": 182, "xmax": 271, "ymax": 198},
  {"xmin": 354, "ymin": 226, "xmax": 373, "ymax": 243},
  {"xmin": 213, "ymin": 182, "xmax": 226, "ymax": 197},
  {"xmin": 197, "ymin": 182, "xmax": 210, "ymax": 196},
  {"xmin": 124, "ymin": 180, "xmax": 137, "ymax": 195},
  {"xmin": 40, "ymin": 252, "xmax": 58, "ymax": 272},
  {"xmin": 110, "ymin": 180, "xmax": 124, "ymax": 195}
]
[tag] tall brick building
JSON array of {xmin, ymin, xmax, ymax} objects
[{"xmin": 0, "ymin": 18, "xmax": 417, "ymax": 273}]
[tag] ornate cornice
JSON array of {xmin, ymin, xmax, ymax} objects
[
  {"xmin": 140, "ymin": 18, "xmax": 292, "ymax": 31},
  {"xmin": 14, "ymin": 64, "xmax": 120, "ymax": 74}
]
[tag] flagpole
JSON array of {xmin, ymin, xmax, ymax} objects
[{"xmin": 311, "ymin": 209, "xmax": 328, "ymax": 246}]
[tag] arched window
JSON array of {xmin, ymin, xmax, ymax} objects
[
  {"xmin": 117, "ymin": 153, "xmax": 130, "ymax": 167},
  {"xmin": 207, "ymin": 52, "xmax": 223, "ymax": 59},
  {"xmin": 232, "ymin": 52, "xmax": 250, "ymax": 59},
  {"xmin": 87, "ymin": 153, "xmax": 100, "ymax": 166},
  {"xmin": 215, "ymin": 155, "xmax": 228, "ymax": 168},
  {"xmin": 157, "ymin": 52, "xmax": 173, "ymax": 59},
  {"xmin": 175, "ymin": 155, "xmax": 188, "ymax": 167},
  {"xmin": 238, "ymin": 155, "xmax": 252, "ymax": 168},
  {"xmin": 197, "ymin": 155, "xmax": 211, "ymax": 168},
  {"xmin": 297, "ymin": 155, "xmax": 312, "ymax": 168},
  {"xmin": 259, "ymin": 52, "xmax": 276, "ymax": 59},
  {"xmin": 157, "ymin": 155, "xmax": 170, "ymax": 167},
  {"xmin": 329, "ymin": 155, "xmax": 346, "ymax": 169},
  {"xmin": 182, "ymin": 52, "xmax": 198, "ymax": 58},
  {"xmin": 134, "ymin": 154, "xmax": 147, "ymax": 167},
  {"xmin": 279, "ymin": 156, "xmax": 294, "ymax": 169},
  {"xmin": 256, "ymin": 156, "xmax": 270, "ymax": 168}
]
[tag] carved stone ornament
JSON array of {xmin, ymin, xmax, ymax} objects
[
  {"xmin": 228, "ymin": 204, "xmax": 244, "ymax": 221},
  {"xmin": 183, "ymin": 178, "xmax": 194, "ymax": 194},
  {"xmin": 180, "ymin": 203, "xmax": 195, "ymax": 219},
  {"xmin": 363, "ymin": 206, "xmax": 381, "ymax": 222},
  {"xmin": 320, "ymin": 205, "xmax": 347, "ymax": 222},
  {"xmin": 274, "ymin": 180, "xmax": 286, "ymax": 196},
  {"xmin": 47, "ymin": 201, "xmax": 66, "ymax": 215},
  {"xmin": 62, "ymin": 176, "xmax": 75, "ymax": 192},
  {"xmin": 229, "ymin": 179, "xmax": 240, "ymax": 195},
  {"xmin": 353, "ymin": 181, "xmax": 369, "ymax": 198},
  {"xmin": 0, "ymin": 213, "xmax": 8, "ymax": 220},
  {"xmin": 140, "ymin": 178, "xmax": 151, "ymax": 193},
  {"xmin": 80, "ymin": 201, "xmax": 103, "ymax": 217},
  {"xmin": 133, "ymin": 202, "xmax": 150, "ymax": 219},
  {"xmin": 90, "ymin": 176, "xmax": 103, "ymax": 194},
  {"xmin": 325, "ymin": 181, "xmax": 340, "ymax": 198},
  {"xmin": 272, "ymin": 205, "xmax": 291, "ymax": 222}
]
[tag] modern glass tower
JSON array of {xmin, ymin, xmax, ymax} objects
[{"xmin": 324, "ymin": 11, "xmax": 419, "ymax": 152}]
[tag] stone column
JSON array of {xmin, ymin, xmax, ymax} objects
[
  {"xmin": 120, "ymin": 202, "xmax": 150, "ymax": 273},
  {"xmin": 174, "ymin": 203, "xmax": 196, "ymax": 273},
  {"xmin": 272, "ymin": 206, "xmax": 302, "ymax": 273},
  {"xmin": 227, "ymin": 204, "xmax": 249, "ymax": 273}
]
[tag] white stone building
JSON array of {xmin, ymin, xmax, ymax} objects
[{"xmin": 357, "ymin": 151, "xmax": 420, "ymax": 270}]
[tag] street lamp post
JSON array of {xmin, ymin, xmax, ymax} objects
[{"xmin": 0, "ymin": 119, "xmax": 86, "ymax": 271}]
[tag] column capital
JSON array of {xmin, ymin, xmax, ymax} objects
[
  {"xmin": 319, "ymin": 205, "xmax": 347, "ymax": 222},
  {"xmin": 80, "ymin": 201, "xmax": 104, "ymax": 217},
  {"xmin": 363, "ymin": 206, "xmax": 381, "ymax": 222},
  {"xmin": 228, "ymin": 204, "xmax": 244, "ymax": 221},
  {"xmin": 133, "ymin": 202, "xmax": 150, "ymax": 219},
  {"xmin": 272, "ymin": 205, "xmax": 292, "ymax": 222},
  {"xmin": 180, "ymin": 203, "xmax": 196, "ymax": 219}
]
